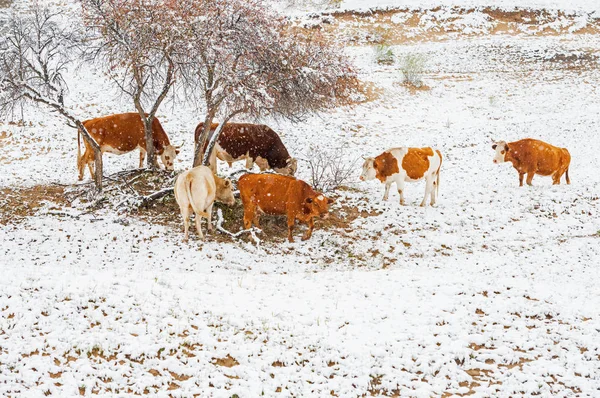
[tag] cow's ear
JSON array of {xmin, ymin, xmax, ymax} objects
[
  {"xmin": 305, "ymin": 197, "xmax": 313, "ymax": 204},
  {"xmin": 327, "ymin": 197, "xmax": 334, "ymax": 204},
  {"xmin": 223, "ymin": 179, "xmax": 231, "ymax": 187},
  {"xmin": 492, "ymin": 144, "xmax": 497, "ymax": 150},
  {"xmin": 175, "ymin": 149, "xmax": 180, "ymax": 155},
  {"xmin": 372, "ymin": 159, "xmax": 379, "ymax": 170},
  {"xmin": 504, "ymin": 144, "xmax": 509, "ymax": 151}
]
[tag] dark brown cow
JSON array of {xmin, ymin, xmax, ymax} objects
[
  {"xmin": 238, "ymin": 173, "xmax": 333, "ymax": 242},
  {"xmin": 492, "ymin": 138, "xmax": 571, "ymax": 186},
  {"xmin": 78, "ymin": 113, "xmax": 178, "ymax": 180},
  {"xmin": 194, "ymin": 122, "xmax": 297, "ymax": 175}
]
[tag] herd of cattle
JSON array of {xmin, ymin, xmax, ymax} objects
[{"xmin": 76, "ymin": 113, "xmax": 572, "ymax": 242}]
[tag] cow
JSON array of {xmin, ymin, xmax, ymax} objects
[
  {"xmin": 492, "ymin": 138, "xmax": 571, "ymax": 186},
  {"xmin": 174, "ymin": 165, "xmax": 235, "ymax": 242},
  {"xmin": 78, "ymin": 113, "xmax": 179, "ymax": 180},
  {"xmin": 360, "ymin": 147, "xmax": 443, "ymax": 207},
  {"xmin": 238, "ymin": 173, "xmax": 334, "ymax": 243},
  {"xmin": 194, "ymin": 122, "xmax": 297, "ymax": 176}
]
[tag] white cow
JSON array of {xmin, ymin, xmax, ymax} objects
[
  {"xmin": 360, "ymin": 147, "xmax": 442, "ymax": 207},
  {"xmin": 174, "ymin": 166, "xmax": 235, "ymax": 241}
]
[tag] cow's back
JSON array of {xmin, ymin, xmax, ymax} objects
[
  {"xmin": 196, "ymin": 123, "xmax": 291, "ymax": 169},
  {"xmin": 83, "ymin": 113, "xmax": 169, "ymax": 152},
  {"xmin": 509, "ymin": 139, "xmax": 563, "ymax": 175},
  {"xmin": 239, "ymin": 173, "xmax": 301, "ymax": 215}
]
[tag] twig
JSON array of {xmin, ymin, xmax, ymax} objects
[{"xmin": 215, "ymin": 208, "xmax": 261, "ymax": 246}]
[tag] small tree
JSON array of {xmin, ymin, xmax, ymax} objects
[
  {"xmin": 0, "ymin": 6, "xmax": 104, "ymax": 189},
  {"xmin": 81, "ymin": 0, "xmax": 184, "ymax": 170},
  {"xmin": 184, "ymin": 0, "xmax": 359, "ymax": 167}
]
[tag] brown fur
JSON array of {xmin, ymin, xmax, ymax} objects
[
  {"xmin": 402, "ymin": 147, "xmax": 434, "ymax": 180},
  {"xmin": 195, "ymin": 122, "xmax": 293, "ymax": 171},
  {"xmin": 373, "ymin": 151, "xmax": 400, "ymax": 182},
  {"xmin": 79, "ymin": 113, "xmax": 172, "ymax": 179},
  {"xmin": 238, "ymin": 174, "xmax": 333, "ymax": 243},
  {"xmin": 502, "ymin": 139, "xmax": 571, "ymax": 186}
]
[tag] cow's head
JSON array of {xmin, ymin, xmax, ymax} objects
[
  {"xmin": 214, "ymin": 176, "xmax": 236, "ymax": 206},
  {"xmin": 160, "ymin": 145, "xmax": 179, "ymax": 171},
  {"xmin": 274, "ymin": 157, "xmax": 298, "ymax": 176},
  {"xmin": 492, "ymin": 141, "xmax": 509, "ymax": 164},
  {"xmin": 359, "ymin": 157, "xmax": 376, "ymax": 181},
  {"xmin": 304, "ymin": 194, "xmax": 334, "ymax": 220}
]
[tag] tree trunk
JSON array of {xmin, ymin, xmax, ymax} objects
[
  {"xmin": 193, "ymin": 111, "xmax": 216, "ymax": 167},
  {"xmin": 202, "ymin": 121, "xmax": 227, "ymax": 166},
  {"xmin": 143, "ymin": 116, "xmax": 157, "ymax": 170}
]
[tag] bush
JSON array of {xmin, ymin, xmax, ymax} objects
[
  {"xmin": 373, "ymin": 44, "xmax": 395, "ymax": 65},
  {"xmin": 301, "ymin": 145, "xmax": 357, "ymax": 193},
  {"xmin": 399, "ymin": 53, "xmax": 427, "ymax": 88}
]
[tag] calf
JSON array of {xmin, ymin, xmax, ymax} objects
[
  {"xmin": 194, "ymin": 122, "xmax": 297, "ymax": 175},
  {"xmin": 79, "ymin": 113, "xmax": 178, "ymax": 180},
  {"xmin": 360, "ymin": 147, "xmax": 442, "ymax": 207},
  {"xmin": 238, "ymin": 173, "xmax": 333, "ymax": 243},
  {"xmin": 174, "ymin": 166, "xmax": 235, "ymax": 242},
  {"xmin": 492, "ymin": 138, "xmax": 570, "ymax": 186}
]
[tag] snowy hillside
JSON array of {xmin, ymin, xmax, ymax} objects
[{"xmin": 1, "ymin": 0, "xmax": 599, "ymax": 397}]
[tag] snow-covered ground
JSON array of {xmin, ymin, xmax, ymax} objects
[{"xmin": 1, "ymin": 1, "xmax": 600, "ymax": 397}]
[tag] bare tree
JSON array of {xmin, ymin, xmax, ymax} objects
[
  {"xmin": 183, "ymin": 0, "xmax": 359, "ymax": 167},
  {"xmin": 81, "ymin": 0, "xmax": 185, "ymax": 170},
  {"xmin": 0, "ymin": 6, "xmax": 104, "ymax": 189}
]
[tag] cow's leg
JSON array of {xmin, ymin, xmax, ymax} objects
[
  {"xmin": 139, "ymin": 148, "xmax": 146, "ymax": 168},
  {"xmin": 194, "ymin": 212, "xmax": 204, "ymax": 240},
  {"xmin": 383, "ymin": 182, "xmax": 392, "ymax": 201},
  {"xmin": 396, "ymin": 180, "xmax": 405, "ymax": 206},
  {"xmin": 243, "ymin": 205, "xmax": 256, "ymax": 230},
  {"xmin": 430, "ymin": 175, "xmax": 437, "ymax": 206},
  {"xmin": 287, "ymin": 216, "xmax": 296, "ymax": 243},
  {"xmin": 552, "ymin": 172, "xmax": 561, "ymax": 185},
  {"xmin": 206, "ymin": 203, "xmax": 214, "ymax": 232},
  {"xmin": 302, "ymin": 218, "xmax": 314, "ymax": 241},
  {"xmin": 181, "ymin": 208, "xmax": 190, "ymax": 243},
  {"xmin": 252, "ymin": 212, "xmax": 261, "ymax": 229},
  {"xmin": 420, "ymin": 177, "xmax": 434, "ymax": 207},
  {"xmin": 519, "ymin": 172, "xmax": 525, "ymax": 187},
  {"xmin": 245, "ymin": 156, "xmax": 254, "ymax": 170},
  {"xmin": 526, "ymin": 172, "xmax": 535, "ymax": 186}
]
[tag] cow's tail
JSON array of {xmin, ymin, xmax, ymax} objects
[
  {"xmin": 565, "ymin": 167, "xmax": 570, "ymax": 185},
  {"xmin": 185, "ymin": 173, "xmax": 209, "ymax": 218},
  {"xmin": 77, "ymin": 127, "xmax": 82, "ymax": 172},
  {"xmin": 563, "ymin": 148, "xmax": 571, "ymax": 185},
  {"xmin": 435, "ymin": 150, "xmax": 442, "ymax": 199}
]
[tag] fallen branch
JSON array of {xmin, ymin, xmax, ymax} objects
[
  {"xmin": 140, "ymin": 187, "xmax": 174, "ymax": 206},
  {"xmin": 215, "ymin": 208, "xmax": 261, "ymax": 246}
]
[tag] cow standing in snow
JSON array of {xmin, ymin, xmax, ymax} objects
[
  {"xmin": 238, "ymin": 173, "xmax": 334, "ymax": 243},
  {"xmin": 360, "ymin": 147, "xmax": 443, "ymax": 207},
  {"xmin": 78, "ymin": 113, "xmax": 179, "ymax": 180},
  {"xmin": 492, "ymin": 138, "xmax": 571, "ymax": 186},
  {"xmin": 194, "ymin": 122, "xmax": 297, "ymax": 175},
  {"xmin": 174, "ymin": 166, "xmax": 235, "ymax": 242}
]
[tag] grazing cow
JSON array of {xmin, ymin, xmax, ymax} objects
[
  {"xmin": 238, "ymin": 174, "xmax": 333, "ymax": 243},
  {"xmin": 360, "ymin": 147, "xmax": 442, "ymax": 207},
  {"xmin": 78, "ymin": 113, "xmax": 179, "ymax": 180},
  {"xmin": 174, "ymin": 166, "xmax": 235, "ymax": 242},
  {"xmin": 194, "ymin": 122, "xmax": 297, "ymax": 175},
  {"xmin": 492, "ymin": 138, "xmax": 571, "ymax": 186}
]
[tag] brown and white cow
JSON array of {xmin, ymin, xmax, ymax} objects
[
  {"xmin": 174, "ymin": 165, "xmax": 235, "ymax": 242},
  {"xmin": 194, "ymin": 122, "xmax": 297, "ymax": 175},
  {"xmin": 360, "ymin": 147, "xmax": 442, "ymax": 207},
  {"xmin": 492, "ymin": 138, "xmax": 571, "ymax": 186},
  {"xmin": 78, "ymin": 113, "xmax": 179, "ymax": 180},
  {"xmin": 238, "ymin": 173, "xmax": 333, "ymax": 243}
]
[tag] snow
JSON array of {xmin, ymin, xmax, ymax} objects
[{"xmin": 1, "ymin": 1, "xmax": 600, "ymax": 397}]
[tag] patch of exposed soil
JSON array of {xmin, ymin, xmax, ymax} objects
[
  {"xmin": 300, "ymin": 7, "xmax": 600, "ymax": 46},
  {"xmin": 0, "ymin": 185, "xmax": 67, "ymax": 225}
]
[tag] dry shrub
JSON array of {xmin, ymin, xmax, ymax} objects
[
  {"xmin": 399, "ymin": 53, "xmax": 427, "ymax": 88},
  {"xmin": 301, "ymin": 145, "xmax": 358, "ymax": 193}
]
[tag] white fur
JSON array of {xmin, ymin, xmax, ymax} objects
[{"xmin": 174, "ymin": 166, "xmax": 218, "ymax": 242}]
